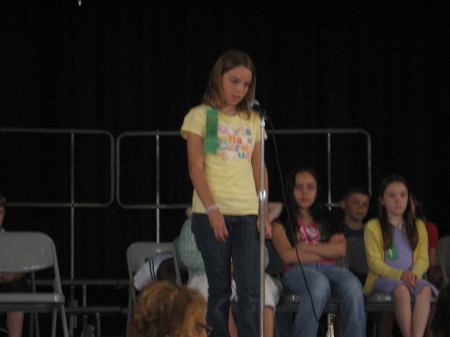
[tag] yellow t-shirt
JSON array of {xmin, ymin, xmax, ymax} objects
[{"xmin": 180, "ymin": 104, "xmax": 263, "ymax": 215}]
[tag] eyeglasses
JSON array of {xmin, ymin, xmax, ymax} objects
[{"xmin": 197, "ymin": 323, "xmax": 213, "ymax": 336}]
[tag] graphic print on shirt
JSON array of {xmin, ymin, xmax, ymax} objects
[
  {"xmin": 296, "ymin": 221, "xmax": 321, "ymax": 245},
  {"xmin": 217, "ymin": 123, "xmax": 253, "ymax": 161}
]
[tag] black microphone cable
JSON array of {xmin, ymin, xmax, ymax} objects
[{"xmin": 255, "ymin": 102, "xmax": 323, "ymax": 332}]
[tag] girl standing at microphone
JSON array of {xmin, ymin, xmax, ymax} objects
[{"xmin": 180, "ymin": 50, "xmax": 271, "ymax": 337}]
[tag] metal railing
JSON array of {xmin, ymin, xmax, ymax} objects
[
  {"xmin": 1, "ymin": 127, "xmax": 371, "ymax": 335},
  {"xmin": 115, "ymin": 128, "xmax": 372, "ymax": 237},
  {"xmin": 271, "ymin": 128, "xmax": 372, "ymax": 206},
  {"xmin": 0, "ymin": 128, "xmax": 115, "ymax": 336},
  {"xmin": 1, "ymin": 128, "xmax": 115, "ymax": 280},
  {"xmin": 1, "ymin": 126, "xmax": 371, "ymax": 256}
]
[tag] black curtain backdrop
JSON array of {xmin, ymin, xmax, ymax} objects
[{"xmin": 1, "ymin": 1, "xmax": 449, "ymax": 282}]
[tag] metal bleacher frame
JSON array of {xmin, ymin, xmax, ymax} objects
[
  {"xmin": 1, "ymin": 127, "xmax": 372, "ymax": 336},
  {"xmin": 0, "ymin": 128, "xmax": 119, "ymax": 337},
  {"xmin": 116, "ymin": 128, "xmax": 372, "ymax": 216}
]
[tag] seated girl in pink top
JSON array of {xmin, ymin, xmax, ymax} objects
[{"xmin": 272, "ymin": 166, "xmax": 366, "ymax": 337}]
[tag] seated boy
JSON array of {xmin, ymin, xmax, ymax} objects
[
  {"xmin": 339, "ymin": 186, "xmax": 370, "ymax": 238},
  {"xmin": 132, "ymin": 251, "xmax": 176, "ymax": 291}
]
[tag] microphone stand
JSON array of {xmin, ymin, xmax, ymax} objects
[{"xmin": 258, "ymin": 110, "xmax": 266, "ymax": 337}]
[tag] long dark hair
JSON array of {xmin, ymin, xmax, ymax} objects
[
  {"xmin": 281, "ymin": 166, "xmax": 336, "ymax": 246},
  {"xmin": 410, "ymin": 192, "xmax": 427, "ymax": 222},
  {"xmin": 378, "ymin": 174, "xmax": 418, "ymax": 251}
]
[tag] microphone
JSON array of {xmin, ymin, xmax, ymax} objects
[
  {"xmin": 248, "ymin": 99, "xmax": 262, "ymax": 112},
  {"xmin": 248, "ymin": 99, "xmax": 267, "ymax": 119}
]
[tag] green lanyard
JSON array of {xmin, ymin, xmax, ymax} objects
[
  {"xmin": 387, "ymin": 238, "xmax": 399, "ymax": 260},
  {"xmin": 204, "ymin": 109, "xmax": 219, "ymax": 153}
]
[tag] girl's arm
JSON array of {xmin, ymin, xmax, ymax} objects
[
  {"xmin": 251, "ymin": 141, "xmax": 271, "ymax": 239},
  {"xmin": 411, "ymin": 220, "xmax": 429, "ymax": 279},
  {"xmin": 187, "ymin": 132, "xmax": 228, "ymax": 242},
  {"xmin": 272, "ymin": 222, "xmax": 322, "ymax": 264},
  {"xmin": 300, "ymin": 233, "xmax": 347, "ymax": 259},
  {"xmin": 178, "ymin": 218, "xmax": 205, "ymax": 272},
  {"xmin": 364, "ymin": 222, "xmax": 403, "ymax": 279},
  {"xmin": 268, "ymin": 202, "xmax": 283, "ymax": 222}
]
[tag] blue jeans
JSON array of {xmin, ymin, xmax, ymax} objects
[
  {"xmin": 283, "ymin": 262, "xmax": 366, "ymax": 337},
  {"xmin": 191, "ymin": 213, "xmax": 260, "ymax": 337}
]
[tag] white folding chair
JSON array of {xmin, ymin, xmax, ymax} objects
[
  {"xmin": 125, "ymin": 241, "xmax": 172, "ymax": 336},
  {"xmin": 437, "ymin": 235, "xmax": 450, "ymax": 287},
  {"xmin": 0, "ymin": 232, "xmax": 69, "ymax": 337}
]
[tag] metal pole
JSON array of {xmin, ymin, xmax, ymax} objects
[
  {"xmin": 156, "ymin": 131, "xmax": 160, "ymax": 243},
  {"xmin": 327, "ymin": 131, "xmax": 332, "ymax": 210},
  {"xmin": 70, "ymin": 131, "xmax": 76, "ymax": 336},
  {"xmin": 258, "ymin": 116, "xmax": 266, "ymax": 337}
]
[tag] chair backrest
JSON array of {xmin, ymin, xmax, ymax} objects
[
  {"xmin": 0, "ymin": 232, "xmax": 56, "ymax": 273},
  {"xmin": 345, "ymin": 236, "xmax": 369, "ymax": 276},
  {"xmin": 437, "ymin": 236, "xmax": 450, "ymax": 286},
  {"xmin": 0, "ymin": 232, "xmax": 68, "ymax": 337},
  {"xmin": 172, "ymin": 237, "xmax": 189, "ymax": 284}
]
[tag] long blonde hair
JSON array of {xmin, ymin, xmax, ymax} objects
[{"xmin": 202, "ymin": 49, "xmax": 256, "ymax": 118}]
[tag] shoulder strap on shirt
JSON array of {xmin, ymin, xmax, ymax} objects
[{"xmin": 204, "ymin": 109, "xmax": 218, "ymax": 153}]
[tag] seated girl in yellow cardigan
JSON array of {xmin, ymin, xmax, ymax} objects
[{"xmin": 364, "ymin": 174, "xmax": 438, "ymax": 337}]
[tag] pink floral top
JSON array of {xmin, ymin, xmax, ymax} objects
[{"xmin": 283, "ymin": 220, "xmax": 336, "ymax": 274}]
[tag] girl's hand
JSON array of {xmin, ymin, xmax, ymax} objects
[
  {"xmin": 208, "ymin": 209, "xmax": 228, "ymax": 242},
  {"xmin": 257, "ymin": 213, "xmax": 272, "ymax": 239},
  {"xmin": 401, "ymin": 271, "xmax": 416, "ymax": 289}
]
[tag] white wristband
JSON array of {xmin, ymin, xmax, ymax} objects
[{"xmin": 206, "ymin": 204, "xmax": 219, "ymax": 214}]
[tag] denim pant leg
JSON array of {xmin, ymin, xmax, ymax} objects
[
  {"xmin": 192, "ymin": 213, "xmax": 232, "ymax": 337},
  {"xmin": 229, "ymin": 215, "xmax": 260, "ymax": 337},
  {"xmin": 320, "ymin": 264, "xmax": 366, "ymax": 337},
  {"xmin": 282, "ymin": 264, "xmax": 330, "ymax": 337}
]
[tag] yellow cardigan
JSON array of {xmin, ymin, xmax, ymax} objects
[{"xmin": 363, "ymin": 218, "xmax": 429, "ymax": 295}]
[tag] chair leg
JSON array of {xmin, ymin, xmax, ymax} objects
[
  {"xmin": 33, "ymin": 313, "xmax": 40, "ymax": 337},
  {"xmin": 126, "ymin": 291, "xmax": 133, "ymax": 337},
  {"xmin": 28, "ymin": 313, "xmax": 33, "ymax": 337},
  {"xmin": 96, "ymin": 313, "xmax": 101, "ymax": 337},
  {"xmin": 372, "ymin": 313, "xmax": 377, "ymax": 337},
  {"xmin": 60, "ymin": 305, "xmax": 70, "ymax": 337},
  {"xmin": 51, "ymin": 310, "xmax": 57, "ymax": 337}
]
